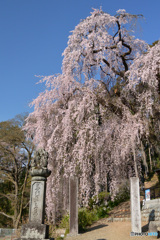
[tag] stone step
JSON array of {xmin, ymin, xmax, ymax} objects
[
  {"xmin": 109, "ymin": 209, "xmax": 130, "ymax": 218},
  {"xmin": 110, "ymin": 211, "xmax": 160, "ymax": 220},
  {"xmin": 111, "ymin": 210, "xmax": 130, "ymax": 213},
  {"xmin": 141, "ymin": 217, "xmax": 148, "ymax": 222},
  {"xmin": 106, "ymin": 217, "xmax": 131, "ymax": 222},
  {"xmin": 142, "ymin": 216, "xmax": 160, "ymax": 220},
  {"xmin": 111, "ymin": 215, "xmax": 131, "ymax": 219},
  {"xmin": 142, "ymin": 212, "xmax": 160, "ymax": 217},
  {"xmin": 109, "ymin": 215, "xmax": 160, "ymax": 222},
  {"xmin": 142, "ymin": 207, "xmax": 160, "ymax": 211},
  {"xmin": 142, "ymin": 210, "xmax": 160, "ymax": 213},
  {"xmin": 142, "ymin": 199, "xmax": 160, "ymax": 210},
  {"xmin": 141, "ymin": 215, "xmax": 160, "ymax": 220},
  {"xmin": 142, "ymin": 210, "xmax": 160, "ymax": 215},
  {"xmin": 149, "ymin": 221, "xmax": 160, "ymax": 232}
]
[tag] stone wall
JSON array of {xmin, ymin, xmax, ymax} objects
[{"xmin": 0, "ymin": 228, "xmax": 16, "ymax": 237}]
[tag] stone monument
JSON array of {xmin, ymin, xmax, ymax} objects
[
  {"xmin": 68, "ymin": 176, "xmax": 78, "ymax": 236},
  {"xmin": 130, "ymin": 177, "xmax": 141, "ymax": 233},
  {"xmin": 19, "ymin": 149, "xmax": 51, "ymax": 240}
]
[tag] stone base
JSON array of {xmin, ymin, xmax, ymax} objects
[
  {"xmin": 149, "ymin": 221, "xmax": 160, "ymax": 232},
  {"xmin": 20, "ymin": 223, "xmax": 49, "ymax": 239}
]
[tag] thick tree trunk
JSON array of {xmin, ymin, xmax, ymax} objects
[
  {"xmin": 141, "ymin": 141, "xmax": 148, "ymax": 175},
  {"xmin": 149, "ymin": 147, "xmax": 153, "ymax": 171},
  {"xmin": 132, "ymin": 143, "xmax": 138, "ymax": 177}
]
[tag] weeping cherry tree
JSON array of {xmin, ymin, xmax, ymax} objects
[{"xmin": 24, "ymin": 8, "xmax": 160, "ymax": 222}]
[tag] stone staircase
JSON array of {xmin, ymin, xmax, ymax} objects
[
  {"xmin": 107, "ymin": 200, "xmax": 131, "ymax": 222},
  {"xmin": 107, "ymin": 198, "xmax": 160, "ymax": 223},
  {"xmin": 106, "ymin": 174, "xmax": 160, "ymax": 223},
  {"xmin": 141, "ymin": 199, "xmax": 160, "ymax": 222},
  {"xmin": 141, "ymin": 199, "xmax": 160, "ymax": 231}
]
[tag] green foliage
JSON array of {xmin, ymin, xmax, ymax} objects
[
  {"xmin": 53, "ymin": 187, "xmax": 130, "ymax": 235},
  {"xmin": 96, "ymin": 206, "xmax": 109, "ymax": 218},
  {"xmin": 58, "ymin": 214, "xmax": 69, "ymax": 230},
  {"xmin": 114, "ymin": 180, "xmax": 130, "ymax": 203},
  {"xmin": 107, "ymin": 200, "xmax": 118, "ymax": 209},
  {"xmin": 54, "ymin": 199, "xmax": 109, "ymax": 234},
  {"xmin": 0, "ymin": 181, "xmax": 13, "ymax": 227},
  {"xmin": 149, "ymin": 40, "xmax": 159, "ymax": 48},
  {"xmin": 88, "ymin": 191, "xmax": 110, "ymax": 210},
  {"xmin": 50, "ymin": 213, "xmax": 70, "ymax": 238},
  {"xmin": 0, "ymin": 113, "xmax": 34, "ymax": 228},
  {"xmin": 88, "ymin": 195, "xmax": 97, "ymax": 209},
  {"xmin": 77, "ymin": 191, "xmax": 110, "ymax": 231},
  {"xmin": 48, "ymin": 224, "xmax": 55, "ymax": 238},
  {"xmin": 98, "ymin": 191, "xmax": 110, "ymax": 205},
  {"xmin": 103, "ymin": 180, "xmax": 130, "ymax": 211},
  {"xmin": 80, "ymin": 184, "xmax": 130, "ymax": 229},
  {"xmin": 51, "ymin": 187, "xmax": 130, "ymax": 235},
  {"xmin": 78, "ymin": 208, "xmax": 98, "ymax": 232},
  {"xmin": 145, "ymin": 171, "xmax": 155, "ymax": 182},
  {"xmin": 78, "ymin": 192, "xmax": 110, "ymax": 231}
]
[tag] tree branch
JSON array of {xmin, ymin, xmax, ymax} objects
[
  {"xmin": 102, "ymin": 58, "xmax": 125, "ymax": 78},
  {"xmin": 99, "ymin": 78, "xmax": 111, "ymax": 96},
  {"xmin": 23, "ymin": 200, "xmax": 30, "ymax": 210},
  {"xmin": 115, "ymin": 20, "xmax": 131, "ymax": 72},
  {"xmin": 0, "ymin": 167, "xmax": 13, "ymax": 174},
  {"xmin": 0, "ymin": 211, "xmax": 14, "ymax": 220},
  {"xmin": 0, "ymin": 170, "xmax": 16, "ymax": 185},
  {"xmin": 0, "ymin": 193, "xmax": 13, "ymax": 202}
]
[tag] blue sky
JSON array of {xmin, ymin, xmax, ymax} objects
[{"xmin": 0, "ymin": 0, "xmax": 159, "ymax": 122}]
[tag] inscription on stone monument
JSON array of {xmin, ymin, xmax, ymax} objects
[
  {"xmin": 33, "ymin": 183, "xmax": 40, "ymax": 218},
  {"xmin": 30, "ymin": 181, "xmax": 44, "ymax": 223}
]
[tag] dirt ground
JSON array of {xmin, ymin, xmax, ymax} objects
[
  {"xmin": 65, "ymin": 220, "xmax": 158, "ymax": 240},
  {"xmin": 0, "ymin": 221, "xmax": 157, "ymax": 240}
]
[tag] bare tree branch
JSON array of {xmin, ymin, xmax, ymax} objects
[
  {"xmin": 23, "ymin": 200, "xmax": 30, "ymax": 210},
  {"xmin": 0, "ymin": 211, "xmax": 14, "ymax": 220},
  {"xmin": 102, "ymin": 58, "xmax": 125, "ymax": 78},
  {"xmin": 0, "ymin": 193, "xmax": 13, "ymax": 202}
]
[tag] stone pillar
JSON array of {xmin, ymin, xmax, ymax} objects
[
  {"xmin": 69, "ymin": 176, "xmax": 78, "ymax": 236},
  {"xmin": 19, "ymin": 149, "xmax": 51, "ymax": 240},
  {"xmin": 29, "ymin": 176, "xmax": 47, "ymax": 224},
  {"xmin": 130, "ymin": 177, "xmax": 141, "ymax": 233}
]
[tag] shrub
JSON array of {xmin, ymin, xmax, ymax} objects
[
  {"xmin": 88, "ymin": 191, "xmax": 110, "ymax": 209},
  {"xmin": 96, "ymin": 206, "xmax": 109, "ymax": 218},
  {"xmin": 78, "ymin": 208, "xmax": 98, "ymax": 232},
  {"xmin": 50, "ymin": 187, "xmax": 129, "ymax": 236},
  {"xmin": 58, "ymin": 214, "xmax": 69, "ymax": 230},
  {"xmin": 115, "ymin": 179, "xmax": 130, "ymax": 203},
  {"xmin": 97, "ymin": 191, "xmax": 110, "ymax": 205}
]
